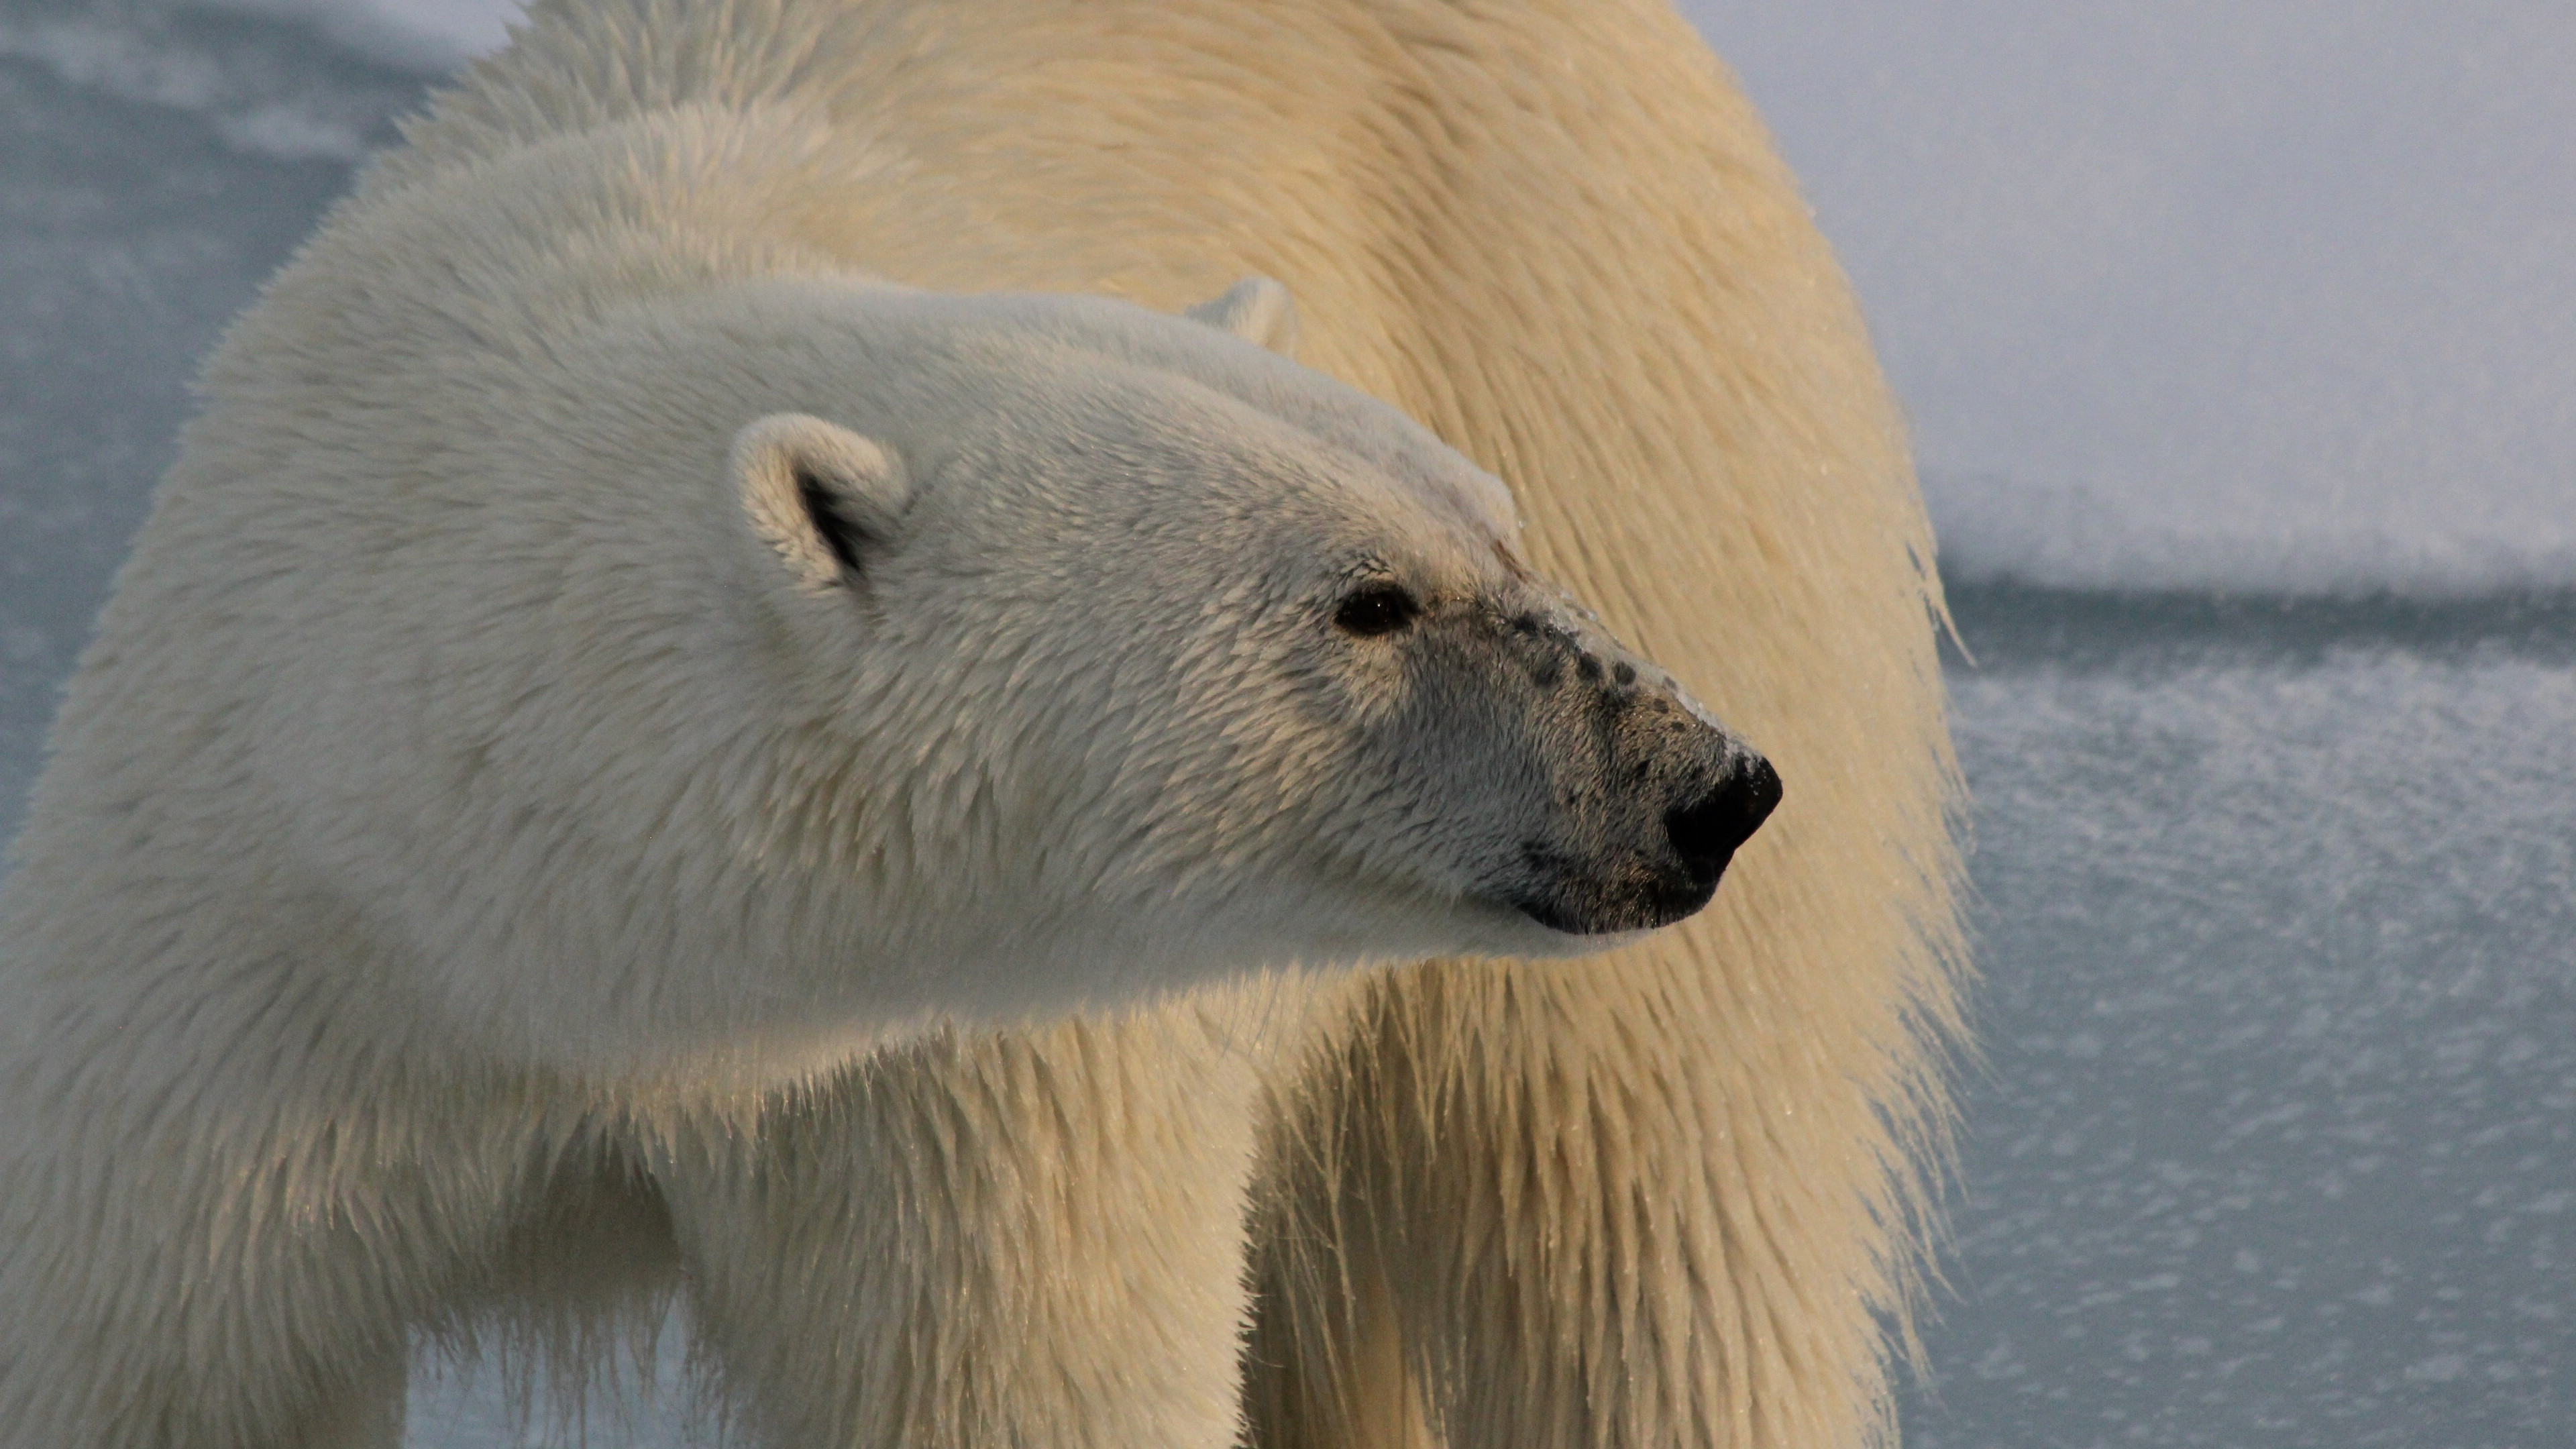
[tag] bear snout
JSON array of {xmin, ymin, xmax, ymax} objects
[
  {"xmin": 1503, "ymin": 749, "xmax": 1780, "ymax": 938},
  {"xmin": 1616, "ymin": 750, "xmax": 1780, "ymax": 930},
  {"xmin": 1663, "ymin": 754, "xmax": 1782, "ymax": 889}
]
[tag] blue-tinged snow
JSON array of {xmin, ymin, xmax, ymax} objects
[{"xmin": 0, "ymin": 4, "xmax": 2569, "ymax": 1446}]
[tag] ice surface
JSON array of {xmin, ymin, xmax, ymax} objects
[
  {"xmin": 1908, "ymin": 592, "xmax": 2576, "ymax": 1446},
  {"xmin": 0, "ymin": 3, "xmax": 432, "ymax": 158},
  {"xmin": 1, "ymin": 7, "xmax": 2571, "ymax": 1446},
  {"xmin": 1691, "ymin": 0, "xmax": 2576, "ymax": 597}
]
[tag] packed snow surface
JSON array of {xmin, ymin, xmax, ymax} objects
[
  {"xmin": 1, "ymin": 5, "xmax": 2570, "ymax": 1446},
  {"xmin": 1690, "ymin": 0, "xmax": 2576, "ymax": 596}
]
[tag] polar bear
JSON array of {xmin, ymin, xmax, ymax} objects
[
  {"xmin": 0, "ymin": 0, "xmax": 1962, "ymax": 1446},
  {"xmin": 3, "ymin": 264, "xmax": 1777, "ymax": 1441}
]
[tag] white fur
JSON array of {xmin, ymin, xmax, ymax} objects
[{"xmin": 0, "ymin": 1, "xmax": 1964, "ymax": 1447}]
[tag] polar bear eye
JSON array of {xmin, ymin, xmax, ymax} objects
[{"xmin": 1333, "ymin": 583, "xmax": 1421, "ymax": 637}]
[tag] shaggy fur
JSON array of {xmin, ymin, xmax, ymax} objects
[{"xmin": 0, "ymin": 1, "xmax": 1962, "ymax": 1446}]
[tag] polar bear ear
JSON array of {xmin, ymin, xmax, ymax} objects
[
  {"xmin": 1184, "ymin": 276, "xmax": 1299, "ymax": 358},
  {"xmin": 732, "ymin": 413, "xmax": 912, "ymax": 595}
]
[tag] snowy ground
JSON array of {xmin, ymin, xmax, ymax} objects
[
  {"xmin": 3, "ymin": 5, "xmax": 2569, "ymax": 1446},
  {"xmin": 1915, "ymin": 594, "xmax": 2574, "ymax": 1446}
]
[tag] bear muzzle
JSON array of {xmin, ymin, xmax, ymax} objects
[
  {"xmin": 1438, "ymin": 592, "xmax": 1782, "ymax": 940},
  {"xmin": 1507, "ymin": 748, "xmax": 1780, "ymax": 936}
]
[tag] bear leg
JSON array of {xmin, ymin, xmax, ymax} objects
[
  {"xmin": 659, "ymin": 998, "xmax": 1273, "ymax": 1449},
  {"xmin": 0, "ymin": 1042, "xmax": 589, "ymax": 1449},
  {"xmin": 1247, "ymin": 956, "xmax": 1902, "ymax": 1449}
]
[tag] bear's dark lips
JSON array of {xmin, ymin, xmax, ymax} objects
[{"xmin": 1504, "ymin": 865, "xmax": 1727, "ymax": 936}]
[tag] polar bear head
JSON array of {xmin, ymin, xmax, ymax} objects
[
  {"xmin": 692, "ymin": 281, "xmax": 1778, "ymax": 1016},
  {"xmin": 274, "ymin": 275, "xmax": 1776, "ymax": 1071}
]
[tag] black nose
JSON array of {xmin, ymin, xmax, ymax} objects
[{"xmin": 1663, "ymin": 757, "xmax": 1782, "ymax": 882}]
